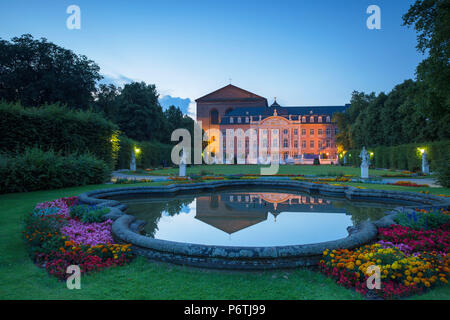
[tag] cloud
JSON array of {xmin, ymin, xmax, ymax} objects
[
  {"xmin": 159, "ymin": 95, "xmax": 195, "ymax": 118},
  {"xmin": 99, "ymin": 73, "xmax": 136, "ymax": 87}
]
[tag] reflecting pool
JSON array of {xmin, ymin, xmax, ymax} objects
[{"xmin": 111, "ymin": 188, "xmax": 395, "ymax": 247}]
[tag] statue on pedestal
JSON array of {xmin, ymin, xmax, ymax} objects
[
  {"xmin": 130, "ymin": 149, "xmax": 136, "ymax": 171},
  {"xmin": 422, "ymin": 151, "xmax": 430, "ymax": 174},
  {"xmin": 179, "ymin": 147, "xmax": 187, "ymax": 177},
  {"xmin": 359, "ymin": 147, "xmax": 370, "ymax": 178}
]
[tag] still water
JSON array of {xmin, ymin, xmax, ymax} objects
[{"xmin": 111, "ymin": 188, "xmax": 395, "ymax": 247}]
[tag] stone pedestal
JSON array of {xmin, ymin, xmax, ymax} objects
[
  {"xmin": 179, "ymin": 163, "xmax": 186, "ymax": 177},
  {"xmin": 361, "ymin": 165, "xmax": 369, "ymax": 179}
]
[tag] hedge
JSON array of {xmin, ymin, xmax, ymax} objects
[
  {"xmin": 0, "ymin": 102, "xmax": 118, "ymax": 168},
  {"xmin": 0, "ymin": 148, "xmax": 110, "ymax": 194},
  {"xmin": 116, "ymin": 135, "xmax": 173, "ymax": 169},
  {"xmin": 342, "ymin": 140, "xmax": 450, "ymax": 172}
]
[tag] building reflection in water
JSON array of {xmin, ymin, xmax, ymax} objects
[{"xmin": 195, "ymin": 192, "xmax": 346, "ymax": 235}]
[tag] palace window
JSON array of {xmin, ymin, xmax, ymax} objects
[
  {"xmin": 302, "ymin": 140, "xmax": 306, "ymax": 148},
  {"xmin": 210, "ymin": 109, "xmax": 219, "ymax": 124},
  {"xmin": 237, "ymin": 117, "xmax": 242, "ymax": 123},
  {"xmin": 310, "ymin": 140, "xmax": 314, "ymax": 148},
  {"xmin": 318, "ymin": 140, "xmax": 322, "ymax": 149},
  {"xmin": 302, "ymin": 129, "xmax": 306, "ymax": 136},
  {"xmin": 326, "ymin": 128, "xmax": 331, "ymax": 136},
  {"xmin": 302, "ymin": 116, "xmax": 306, "ymax": 122},
  {"xmin": 294, "ymin": 129, "xmax": 298, "ymax": 135},
  {"xmin": 326, "ymin": 140, "xmax": 331, "ymax": 148},
  {"xmin": 283, "ymin": 139, "xmax": 288, "ymax": 148},
  {"xmin": 294, "ymin": 140, "xmax": 298, "ymax": 148},
  {"xmin": 230, "ymin": 117, "xmax": 234, "ymax": 124},
  {"xmin": 326, "ymin": 116, "xmax": 331, "ymax": 122},
  {"xmin": 310, "ymin": 116, "xmax": 314, "ymax": 123},
  {"xmin": 245, "ymin": 117, "xmax": 249, "ymax": 123},
  {"xmin": 318, "ymin": 129, "xmax": 323, "ymax": 136},
  {"xmin": 310, "ymin": 129, "xmax": 314, "ymax": 135},
  {"xmin": 283, "ymin": 129, "xmax": 288, "ymax": 135},
  {"xmin": 263, "ymin": 138, "xmax": 267, "ymax": 148},
  {"xmin": 318, "ymin": 116, "xmax": 322, "ymax": 123}
]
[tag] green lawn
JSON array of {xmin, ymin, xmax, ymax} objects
[
  {"xmin": 1, "ymin": 182, "xmax": 448, "ymax": 300},
  {"xmin": 125, "ymin": 164, "xmax": 419, "ymax": 177}
]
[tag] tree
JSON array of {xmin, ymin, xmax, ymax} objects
[
  {"xmin": 94, "ymin": 84, "xmax": 121, "ymax": 122},
  {"xmin": 0, "ymin": 34, "xmax": 101, "ymax": 108},
  {"xmin": 116, "ymin": 82, "xmax": 166, "ymax": 141},
  {"xmin": 403, "ymin": 0, "xmax": 450, "ymax": 140}
]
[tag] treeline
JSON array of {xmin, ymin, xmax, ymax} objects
[
  {"xmin": 334, "ymin": 0, "xmax": 449, "ymax": 151},
  {"xmin": 0, "ymin": 34, "xmax": 196, "ymax": 192},
  {"xmin": 334, "ymin": 80, "xmax": 449, "ymax": 150}
]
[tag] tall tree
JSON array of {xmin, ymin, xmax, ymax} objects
[
  {"xmin": 0, "ymin": 34, "xmax": 101, "ymax": 108},
  {"xmin": 116, "ymin": 82, "xmax": 166, "ymax": 141},
  {"xmin": 403, "ymin": 0, "xmax": 450, "ymax": 140},
  {"xmin": 94, "ymin": 84, "xmax": 121, "ymax": 122}
]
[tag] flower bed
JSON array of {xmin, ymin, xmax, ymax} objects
[
  {"xmin": 319, "ymin": 208, "xmax": 449, "ymax": 299},
  {"xmin": 388, "ymin": 181, "xmax": 430, "ymax": 187},
  {"xmin": 23, "ymin": 197, "xmax": 133, "ymax": 280}
]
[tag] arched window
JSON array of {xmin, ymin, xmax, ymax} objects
[{"xmin": 210, "ymin": 109, "xmax": 219, "ymax": 124}]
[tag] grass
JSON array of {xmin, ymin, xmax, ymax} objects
[
  {"xmin": 0, "ymin": 181, "xmax": 449, "ymax": 300},
  {"xmin": 124, "ymin": 165, "xmax": 419, "ymax": 177}
]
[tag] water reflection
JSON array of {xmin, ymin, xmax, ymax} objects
[{"xmin": 112, "ymin": 189, "xmax": 393, "ymax": 246}]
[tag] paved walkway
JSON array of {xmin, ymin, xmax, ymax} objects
[
  {"xmin": 112, "ymin": 170, "xmax": 441, "ymax": 188},
  {"xmin": 112, "ymin": 170, "xmax": 170, "ymax": 182}
]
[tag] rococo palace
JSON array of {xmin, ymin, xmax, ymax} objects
[{"xmin": 196, "ymin": 84, "xmax": 349, "ymax": 164}]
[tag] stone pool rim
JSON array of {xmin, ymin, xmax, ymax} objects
[{"xmin": 78, "ymin": 179, "xmax": 450, "ymax": 269}]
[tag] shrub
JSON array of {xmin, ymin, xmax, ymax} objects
[
  {"xmin": 394, "ymin": 209, "xmax": 450, "ymax": 231},
  {"xmin": 0, "ymin": 102, "xmax": 118, "ymax": 168},
  {"xmin": 0, "ymin": 148, "xmax": 110, "ymax": 193},
  {"xmin": 69, "ymin": 204, "xmax": 110, "ymax": 223},
  {"xmin": 347, "ymin": 140, "xmax": 450, "ymax": 171},
  {"xmin": 435, "ymin": 159, "xmax": 450, "ymax": 188},
  {"xmin": 116, "ymin": 136, "xmax": 174, "ymax": 170}
]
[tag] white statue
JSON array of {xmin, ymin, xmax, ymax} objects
[
  {"xmin": 179, "ymin": 147, "xmax": 187, "ymax": 177},
  {"xmin": 130, "ymin": 149, "xmax": 136, "ymax": 171},
  {"xmin": 359, "ymin": 147, "xmax": 370, "ymax": 178},
  {"xmin": 422, "ymin": 151, "xmax": 429, "ymax": 174}
]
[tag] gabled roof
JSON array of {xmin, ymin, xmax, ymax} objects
[{"xmin": 195, "ymin": 84, "xmax": 268, "ymax": 104}]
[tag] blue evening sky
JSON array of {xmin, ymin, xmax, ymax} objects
[{"xmin": 0, "ymin": 0, "xmax": 422, "ymax": 117}]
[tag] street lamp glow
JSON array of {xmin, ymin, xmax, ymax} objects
[
  {"xmin": 418, "ymin": 148, "xmax": 425, "ymax": 154},
  {"xmin": 134, "ymin": 147, "xmax": 141, "ymax": 154}
]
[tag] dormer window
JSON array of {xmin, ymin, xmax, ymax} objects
[
  {"xmin": 237, "ymin": 117, "xmax": 241, "ymax": 123},
  {"xmin": 326, "ymin": 116, "xmax": 331, "ymax": 122},
  {"xmin": 245, "ymin": 117, "xmax": 249, "ymax": 123},
  {"xmin": 318, "ymin": 116, "xmax": 322, "ymax": 123},
  {"xmin": 230, "ymin": 117, "xmax": 234, "ymax": 124},
  {"xmin": 302, "ymin": 116, "xmax": 306, "ymax": 122},
  {"xmin": 310, "ymin": 116, "xmax": 314, "ymax": 123}
]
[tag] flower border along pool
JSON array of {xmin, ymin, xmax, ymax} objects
[{"xmin": 78, "ymin": 179, "xmax": 450, "ymax": 270}]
